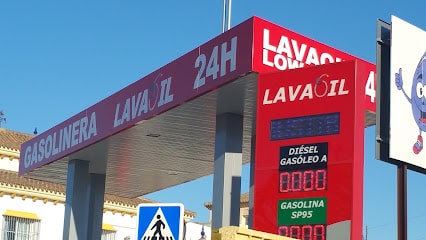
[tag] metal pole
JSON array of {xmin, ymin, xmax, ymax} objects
[
  {"xmin": 221, "ymin": 0, "xmax": 226, "ymax": 33},
  {"xmin": 222, "ymin": 0, "xmax": 232, "ymax": 33},
  {"xmin": 227, "ymin": 0, "xmax": 232, "ymax": 31},
  {"xmin": 397, "ymin": 164, "xmax": 407, "ymax": 240}
]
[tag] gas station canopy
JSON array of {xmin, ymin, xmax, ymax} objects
[{"xmin": 19, "ymin": 16, "xmax": 376, "ymax": 198}]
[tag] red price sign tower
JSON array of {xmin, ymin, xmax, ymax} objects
[{"xmin": 253, "ymin": 60, "xmax": 366, "ymax": 240}]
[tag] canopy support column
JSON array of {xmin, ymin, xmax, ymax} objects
[
  {"xmin": 63, "ymin": 159, "xmax": 106, "ymax": 240},
  {"xmin": 212, "ymin": 113, "xmax": 243, "ymax": 229}
]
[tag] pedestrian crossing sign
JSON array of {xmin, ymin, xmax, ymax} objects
[{"xmin": 136, "ymin": 203, "xmax": 184, "ymax": 240}]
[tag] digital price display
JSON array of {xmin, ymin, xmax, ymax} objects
[
  {"xmin": 253, "ymin": 61, "xmax": 366, "ymax": 240},
  {"xmin": 280, "ymin": 170, "xmax": 327, "ymax": 193},
  {"xmin": 271, "ymin": 113, "xmax": 340, "ymax": 141},
  {"xmin": 279, "ymin": 142, "xmax": 328, "ymax": 193},
  {"xmin": 278, "ymin": 224, "xmax": 326, "ymax": 240},
  {"xmin": 278, "ymin": 143, "xmax": 329, "ymax": 239}
]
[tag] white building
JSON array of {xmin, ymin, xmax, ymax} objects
[
  {"xmin": 0, "ymin": 127, "xmax": 209, "ymax": 240},
  {"xmin": 204, "ymin": 192, "xmax": 250, "ymax": 229}
]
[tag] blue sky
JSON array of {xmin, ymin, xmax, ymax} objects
[{"xmin": 2, "ymin": 1, "xmax": 426, "ymax": 239}]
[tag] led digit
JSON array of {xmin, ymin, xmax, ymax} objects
[
  {"xmin": 315, "ymin": 170, "xmax": 327, "ymax": 191},
  {"xmin": 303, "ymin": 170, "xmax": 314, "ymax": 191},
  {"xmin": 314, "ymin": 225, "xmax": 326, "ymax": 240},
  {"xmin": 280, "ymin": 172, "xmax": 290, "ymax": 192},
  {"xmin": 290, "ymin": 226, "xmax": 300, "ymax": 239},
  {"xmin": 292, "ymin": 171, "xmax": 302, "ymax": 191},
  {"xmin": 278, "ymin": 226, "xmax": 288, "ymax": 236},
  {"xmin": 302, "ymin": 225, "xmax": 312, "ymax": 240}
]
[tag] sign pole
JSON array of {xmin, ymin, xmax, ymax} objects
[{"xmin": 397, "ymin": 163, "xmax": 407, "ymax": 240}]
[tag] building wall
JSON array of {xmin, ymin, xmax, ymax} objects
[
  {"xmin": 206, "ymin": 206, "xmax": 249, "ymax": 229},
  {"xmin": 0, "ymin": 194, "xmax": 64, "ymax": 240},
  {"xmin": 102, "ymin": 211, "xmax": 137, "ymax": 239},
  {"xmin": 240, "ymin": 207, "xmax": 249, "ymax": 228},
  {"xmin": 0, "ymin": 155, "xmax": 205, "ymax": 240},
  {"xmin": 0, "ymin": 157, "xmax": 18, "ymax": 172}
]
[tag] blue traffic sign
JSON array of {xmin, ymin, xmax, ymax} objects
[{"xmin": 136, "ymin": 203, "xmax": 184, "ymax": 240}]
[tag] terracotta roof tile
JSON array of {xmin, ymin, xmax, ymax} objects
[
  {"xmin": 0, "ymin": 169, "xmax": 196, "ymax": 217},
  {"xmin": 0, "ymin": 169, "xmax": 64, "ymax": 193},
  {"xmin": 204, "ymin": 192, "xmax": 249, "ymax": 210},
  {"xmin": 0, "ymin": 169, "xmax": 166, "ymax": 208},
  {"xmin": 0, "ymin": 128, "xmax": 34, "ymax": 151}
]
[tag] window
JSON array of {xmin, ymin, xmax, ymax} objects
[
  {"xmin": 101, "ymin": 224, "xmax": 116, "ymax": 240},
  {"xmin": 101, "ymin": 230, "xmax": 116, "ymax": 240},
  {"xmin": 2, "ymin": 210, "xmax": 40, "ymax": 240}
]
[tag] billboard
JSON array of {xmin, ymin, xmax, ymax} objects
[
  {"xmin": 389, "ymin": 16, "xmax": 426, "ymax": 171},
  {"xmin": 253, "ymin": 61, "xmax": 366, "ymax": 240}
]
